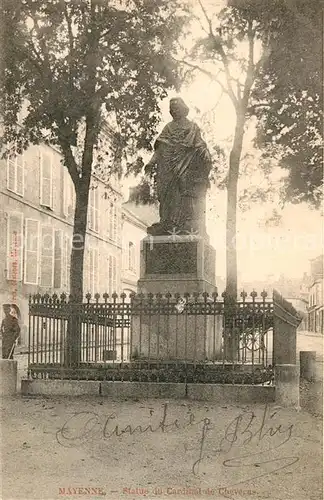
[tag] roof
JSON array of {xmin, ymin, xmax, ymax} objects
[{"xmin": 122, "ymin": 201, "xmax": 159, "ymax": 227}]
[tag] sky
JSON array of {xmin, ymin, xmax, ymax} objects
[{"xmin": 123, "ymin": 1, "xmax": 323, "ymax": 285}]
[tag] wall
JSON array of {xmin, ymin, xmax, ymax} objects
[
  {"xmin": 308, "ymin": 278, "xmax": 324, "ymax": 334},
  {"xmin": 121, "ymin": 208, "xmax": 147, "ymax": 294},
  {"xmin": 0, "ymin": 142, "xmax": 122, "ymax": 346}
]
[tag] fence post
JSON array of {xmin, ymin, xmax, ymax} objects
[
  {"xmin": 273, "ymin": 290, "xmax": 301, "ymax": 407},
  {"xmin": 300, "ymin": 351, "xmax": 317, "ymax": 382},
  {"xmin": 0, "ymin": 360, "xmax": 17, "ymax": 395}
]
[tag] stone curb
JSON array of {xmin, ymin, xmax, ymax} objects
[{"xmin": 21, "ymin": 379, "xmax": 275, "ymax": 403}]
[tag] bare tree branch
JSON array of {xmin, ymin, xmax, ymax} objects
[
  {"xmin": 174, "ymin": 57, "xmax": 230, "ymax": 96},
  {"xmin": 198, "ymin": 0, "xmax": 215, "ymax": 36},
  {"xmin": 173, "ymin": 57, "xmax": 216, "ymax": 79},
  {"xmin": 57, "ymin": 129, "xmax": 80, "ymax": 188},
  {"xmin": 190, "ymin": 10, "xmax": 210, "ymax": 36},
  {"xmin": 197, "ymin": 0, "xmax": 240, "ymax": 108},
  {"xmin": 219, "ymin": 52, "xmax": 240, "ymax": 109},
  {"xmin": 241, "ymin": 20, "xmax": 255, "ymax": 109}
]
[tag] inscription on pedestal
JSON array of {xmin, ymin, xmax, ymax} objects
[{"xmin": 145, "ymin": 242, "xmax": 198, "ymax": 274}]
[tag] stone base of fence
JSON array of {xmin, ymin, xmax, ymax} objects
[
  {"xmin": 274, "ymin": 364, "xmax": 300, "ymax": 407},
  {"xmin": 300, "ymin": 351, "xmax": 317, "ymax": 381},
  {"xmin": 0, "ymin": 360, "xmax": 17, "ymax": 396},
  {"xmin": 21, "ymin": 378, "xmax": 275, "ymax": 403},
  {"xmin": 21, "ymin": 379, "xmax": 100, "ymax": 396},
  {"xmin": 186, "ymin": 384, "xmax": 275, "ymax": 403}
]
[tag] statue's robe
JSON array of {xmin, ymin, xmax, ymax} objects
[{"xmin": 154, "ymin": 117, "xmax": 211, "ymax": 233}]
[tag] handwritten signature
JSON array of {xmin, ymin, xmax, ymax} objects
[
  {"xmin": 56, "ymin": 403, "xmax": 298, "ymax": 488},
  {"xmin": 192, "ymin": 404, "xmax": 298, "ymax": 493}
]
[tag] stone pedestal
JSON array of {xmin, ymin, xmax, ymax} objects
[
  {"xmin": 137, "ymin": 235, "xmax": 216, "ymax": 294},
  {"xmin": 131, "ymin": 235, "xmax": 222, "ymax": 361},
  {"xmin": 131, "ymin": 303, "xmax": 222, "ymax": 361}
]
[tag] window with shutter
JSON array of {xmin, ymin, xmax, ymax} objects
[
  {"xmin": 84, "ymin": 248, "xmax": 90, "ymax": 295},
  {"xmin": 6, "ymin": 212, "xmax": 23, "ymax": 281},
  {"xmin": 109, "ymin": 203, "xmax": 113, "ymax": 240},
  {"xmin": 7, "ymin": 152, "xmax": 25, "ymax": 196},
  {"xmin": 122, "ymin": 241, "xmax": 128, "ymax": 270},
  {"xmin": 116, "ymin": 206, "xmax": 121, "ymax": 245},
  {"xmin": 108, "ymin": 255, "xmax": 113, "ymax": 295},
  {"xmin": 128, "ymin": 242, "xmax": 135, "ymax": 271},
  {"xmin": 113, "ymin": 205, "xmax": 117, "ymax": 242},
  {"xmin": 63, "ymin": 169, "xmax": 75, "ymax": 217},
  {"xmin": 24, "ymin": 219, "xmax": 40, "ymax": 285},
  {"xmin": 40, "ymin": 150, "xmax": 53, "ymax": 208},
  {"xmin": 116, "ymin": 254, "xmax": 121, "ymax": 293},
  {"xmin": 40, "ymin": 226, "xmax": 54, "ymax": 287},
  {"xmin": 54, "ymin": 230, "xmax": 63, "ymax": 289},
  {"xmin": 88, "ymin": 186, "xmax": 99, "ymax": 232},
  {"xmin": 89, "ymin": 247, "xmax": 99, "ymax": 296},
  {"xmin": 112, "ymin": 255, "xmax": 117, "ymax": 293},
  {"xmin": 61, "ymin": 234, "xmax": 71, "ymax": 290}
]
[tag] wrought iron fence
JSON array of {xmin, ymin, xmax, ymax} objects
[{"xmin": 27, "ymin": 290, "xmax": 279, "ymax": 384}]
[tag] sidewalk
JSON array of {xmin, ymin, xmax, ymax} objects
[{"xmin": 1, "ymin": 395, "xmax": 322, "ymax": 500}]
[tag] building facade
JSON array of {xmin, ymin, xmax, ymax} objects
[
  {"xmin": 308, "ymin": 255, "xmax": 324, "ymax": 334},
  {"xmin": 284, "ymin": 297, "xmax": 308, "ymax": 331},
  {"xmin": 121, "ymin": 200, "xmax": 159, "ymax": 295},
  {"xmin": 0, "ymin": 142, "xmax": 126, "ymax": 346}
]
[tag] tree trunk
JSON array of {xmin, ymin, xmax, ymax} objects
[
  {"xmin": 224, "ymin": 113, "xmax": 245, "ymax": 361},
  {"xmin": 66, "ymin": 175, "xmax": 91, "ymax": 366},
  {"xmin": 70, "ymin": 180, "xmax": 91, "ymax": 301},
  {"xmin": 225, "ymin": 113, "xmax": 245, "ymax": 301}
]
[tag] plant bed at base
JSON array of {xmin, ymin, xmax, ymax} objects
[{"xmin": 28, "ymin": 363, "xmax": 274, "ymax": 385}]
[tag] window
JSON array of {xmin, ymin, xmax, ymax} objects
[
  {"xmin": 54, "ymin": 230, "xmax": 63, "ymax": 289},
  {"xmin": 122, "ymin": 241, "xmax": 128, "ymax": 270},
  {"xmin": 40, "ymin": 226, "xmax": 54, "ymax": 287},
  {"xmin": 40, "ymin": 150, "xmax": 53, "ymax": 208},
  {"xmin": 6, "ymin": 212, "xmax": 23, "ymax": 281},
  {"xmin": 108, "ymin": 255, "xmax": 117, "ymax": 294},
  {"xmin": 113, "ymin": 204, "xmax": 117, "ymax": 241},
  {"xmin": 24, "ymin": 219, "xmax": 40, "ymax": 285},
  {"xmin": 63, "ymin": 169, "xmax": 75, "ymax": 217},
  {"xmin": 88, "ymin": 185, "xmax": 99, "ymax": 232},
  {"xmin": 84, "ymin": 247, "xmax": 98, "ymax": 295},
  {"xmin": 128, "ymin": 242, "xmax": 135, "ymax": 271},
  {"xmin": 7, "ymin": 151, "xmax": 25, "ymax": 196},
  {"xmin": 61, "ymin": 235, "xmax": 71, "ymax": 290},
  {"xmin": 109, "ymin": 202, "xmax": 114, "ymax": 240},
  {"xmin": 89, "ymin": 247, "xmax": 98, "ymax": 296}
]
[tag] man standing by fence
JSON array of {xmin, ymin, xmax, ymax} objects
[{"xmin": 1, "ymin": 305, "xmax": 20, "ymax": 359}]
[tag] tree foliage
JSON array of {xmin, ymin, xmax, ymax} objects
[
  {"xmin": 230, "ymin": 0, "xmax": 323, "ymax": 207},
  {"xmin": 0, "ymin": 0, "xmax": 185, "ymax": 158},
  {"xmin": 174, "ymin": 0, "xmax": 322, "ymax": 300},
  {"xmin": 0, "ymin": 0, "xmax": 187, "ymax": 301}
]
